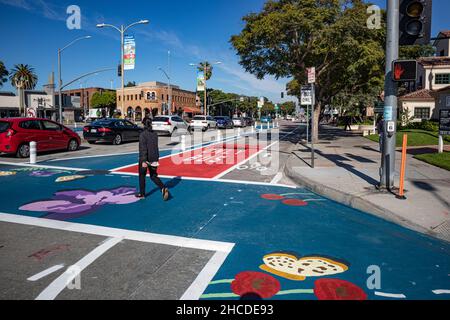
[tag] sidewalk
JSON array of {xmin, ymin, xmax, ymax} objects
[{"xmin": 284, "ymin": 125, "xmax": 450, "ymax": 243}]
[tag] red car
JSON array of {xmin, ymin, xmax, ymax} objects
[{"xmin": 0, "ymin": 118, "xmax": 81, "ymax": 158}]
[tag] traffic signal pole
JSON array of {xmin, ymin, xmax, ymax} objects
[{"xmin": 380, "ymin": 0, "xmax": 400, "ymax": 190}]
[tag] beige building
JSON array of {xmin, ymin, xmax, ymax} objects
[
  {"xmin": 116, "ymin": 81, "xmax": 199, "ymax": 121},
  {"xmin": 399, "ymin": 30, "xmax": 450, "ymax": 121}
]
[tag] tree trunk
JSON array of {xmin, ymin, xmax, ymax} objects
[{"xmin": 312, "ymin": 102, "xmax": 321, "ymax": 143}]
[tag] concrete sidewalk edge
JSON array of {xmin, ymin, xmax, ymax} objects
[{"xmin": 283, "ymin": 154, "xmax": 448, "ymax": 243}]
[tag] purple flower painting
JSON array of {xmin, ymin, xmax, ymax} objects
[{"xmin": 19, "ymin": 187, "xmax": 140, "ymax": 220}]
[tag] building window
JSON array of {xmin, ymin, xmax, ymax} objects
[
  {"xmin": 435, "ymin": 74, "xmax": 450, "ymax": 85},
  {"xmin": 414, "ymin": 107, "xmax": 430, "ymax": 119}
]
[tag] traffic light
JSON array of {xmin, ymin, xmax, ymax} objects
[
  {"xmin": 117, "ymin": 64, "xmax": 122, "ymax": 77},
  {"xmin": 399, "ymin": 0, "xmax": 432, "ymax": 46},
  {"xmin": 392, "ymin": 60, "xmax": 417, "ymax": 81}
]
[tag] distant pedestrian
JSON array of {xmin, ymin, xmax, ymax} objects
[
  {"xmin": 136, "ymin": 117, "xmax": 170, "ymax": 201},
  {"xmin": 343, "ymin": 116, "xmax": 352, "ymax": 131}
]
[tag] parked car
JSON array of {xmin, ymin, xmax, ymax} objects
[
  {"xmin": 0, "ymin": 118, "xmax": 81, "ymax": 158},
  {"xmin": 83, "ymin": 118, "xmax": 142, "ymax": 145},
  {"xmin": 243, "ymin": 117, "xmax": 255, "ymax": 126},
  {"xmin": 232, "ymin": 117, "xmax": 246, "ymax": 127},
  {"xmin": 214, "ymin": 116, "xmax": 234, "ymax": 129},
  {"xmin": 260, "ymin": 116, "xmax": 272, "ymax": 123},
  {"xmin": 152, "ymin": 115, "xmax": 189, "ymax": 136},
  {"xmin": 189, "ymin": 115, "xmax": 217, "ymax": 131}
]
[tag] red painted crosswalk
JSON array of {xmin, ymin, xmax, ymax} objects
[{"xmin": 114, "ymin": 142, "xmax": 260, "ymax": 178}]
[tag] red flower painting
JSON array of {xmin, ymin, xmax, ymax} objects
[
  {"xmin": 314, "ymin": 278, "xmax": 367, "ymax": 300},
  {"xmin": 231, "ymin": 271, "xmax": 281, "ymax": 299}
]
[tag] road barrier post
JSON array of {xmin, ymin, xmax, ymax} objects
[
  {"xmin": 30, "ymin": 141, "xmax": 37, "ymax": 164},
  {"xmin": 396, "ymin": 134, "xmax": 408, "ymax": 200}
]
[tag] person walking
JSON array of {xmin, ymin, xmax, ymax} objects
[{"xmin": 136, "ymin": 117, "xmax": 170, "ymax": 200}]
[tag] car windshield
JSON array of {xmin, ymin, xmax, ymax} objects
[
  {"xmin": 0, "ymin": 121, "xmax": 10, "ymax": 133},
  {"xmin": 193, "ymin": 116, "xmax": 205, "ymax": 120},
  {"xmin": 153, "ymin": 117, "xmax": 169, "ymax": 122}
]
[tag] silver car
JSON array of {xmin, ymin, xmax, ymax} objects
[{"xmin": 232, "ymin": 117, "xmax": 246, "ymax": 127}]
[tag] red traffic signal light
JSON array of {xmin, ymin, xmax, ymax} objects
[
  {"xmin": 399, "ymin": 0, "xmax": 432, "ymax": 46},
  {"xmin": 392, "ymin": 60, "xmax": 417, "ymax": 81}
]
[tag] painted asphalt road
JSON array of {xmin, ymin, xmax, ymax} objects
[{"xmin": 0, "ymin": 127, "xmax": 449, "ymax": 300}]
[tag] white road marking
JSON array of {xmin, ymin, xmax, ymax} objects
[
  {"xmin": 0, "ymin": 161, "xmax": 87, "ymax": 171},
  {"xmin": 270, "ymin": 172, "xmax": 283, "ymax": 185},
  {"xmin": 109, "ymin": 171, "xmax": 297, "ymax": 189},
  {"xmin": 0, "ymin": 212, "xmax": 234, "ymax": 253},
  {"xmin": 35, "ymin": 237, "xmax": 122, "ymax": 300},
  {"xmin": 432, "ymin": 290, "xmax": 450, "ymax": 295},
  {"xmin": 180, "ymin": 250, "xmax": 232, "ymax": 300},
  {"xmin": 374, "ymin": 291, "xmax": 406, "ymax": 299},
  {"xmin": 46, "ymin": 151, "xmax": 139, "ymax": 162},
  {"xmin": 212, "ymin": 126, "xmax": 301, "ymax": 180},
  {"xmin": 27, "ymin": 264, "xmax": 65, "ymax": 282}
]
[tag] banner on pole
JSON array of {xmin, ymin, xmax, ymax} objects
[
  {"xmin": 123, "ymin": 35, "xmax": 136, "ymax": 70},
  {"xmin": 197, "ymin": 71, "xmax": 205, "ymax": 91},
  {"xmin": 307, "ymin": 67, "xmax": 316, "ymax": 84}
]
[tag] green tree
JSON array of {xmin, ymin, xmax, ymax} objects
[
  {"xmin": 197, "ymin": 62, "xmax": 213, "ymax": 80},
  {"xmin": 231, "ymin": 0, "xmax": 385, "ymax": 142},
  {"xmin": 9, "ymin": 64, "xmax": 38, "ymax": 116},
  {"xmin": 125, "ymin": 81, "xmax": 136, "ymax": 87},
  {"xmin": 0, "ymin": 61, "xmax": 8, "ymax": 88},
  {"xmin": 280, "ymin": 101, "xmax": 296, "ymax": 116},
  {"xmin": 91, "ymin": 91, "xmax": 116, "ymax": 116},
  {"xmin": 399, "ymin": 44, "xmax": 435, "ymax": 60}
]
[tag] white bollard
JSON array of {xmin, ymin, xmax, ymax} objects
[
  {"xmin": 217, "ymin": 130, "xmax": 222, "ymax": 141},
  {"xmin": 30, "ymin": 141, "xmax": 37, "ymax": 164},
  {"xmin": 237, "ymin": 127, "xmax": 241, "ymax": 136},
  {"xmin": 439, "ymin": 135, "xmax": 444, "ymax": 154},
  {"xmin": 181, "ymin": 135, "xmax": 186, "ymax": 151}
]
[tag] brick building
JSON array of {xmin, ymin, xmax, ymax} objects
[
  {"xmin": 61, "ymin": 87, "xmax": 116, "ymax": 120},
  {"xmin": 116, "ymin": 81, "xmax": 200, "ymax": 121}
]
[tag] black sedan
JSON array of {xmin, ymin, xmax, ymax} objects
[{"xmin": 83, "ymin": 118, "xmax": 142, "ymax": 145}]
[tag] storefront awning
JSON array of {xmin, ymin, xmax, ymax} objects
[{"xmin": 183, "ymin": 107, "xmax": 202, "ymax": 114}]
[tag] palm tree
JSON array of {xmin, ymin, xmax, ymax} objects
[
  {"xmin": 0, "ymin": 61, "xmax": 8, "ymax": 88},
  {"xmin": 197, "ymin": 61, "xmax": 213, "ymax": 80},
  {"xmin": 9, "ymin": 64, "xmax": 38, "ymax": 116}
]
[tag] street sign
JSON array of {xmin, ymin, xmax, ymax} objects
[
  {"xmin": 307, "ymin": 67, "xmax": 316, "ymax": 84},
  {"xmin": 275, "ymin": 104, "xmax": 279, "ymax": 111},
  {"xmin": 374, "ymin": 102, "xmax": 384, "ymax": 114},
  {"xmin": 439, "ymin": 109, "xmax": 450, "ymax": 136},
  {"xmin": 301, "ymin": 86, "xmax": 312, "ymax": 105},
  {"xmin": 392, "ymin": 60, "xmax": 417, "ymax": 81}
]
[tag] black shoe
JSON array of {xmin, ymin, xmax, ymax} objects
[
  {"xmin": 162, "ymin": 188, "xmax": 170, "ymax": 201},
  {"xmin": 135, "ymin": 193, "xmax": 145, "ymax": 199}
]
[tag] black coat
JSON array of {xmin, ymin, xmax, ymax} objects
[{"xmin": 139, "ymin": 129, "xmax": 160, "ymax": 163}]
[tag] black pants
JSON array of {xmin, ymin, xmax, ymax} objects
[{"xmin": 139, "ymin": 162, "xmax": 165, "ymax": 195}]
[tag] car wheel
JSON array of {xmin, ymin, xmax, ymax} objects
[
  {"xmin": 68, "ymin": 139, "xmax": 79, "ymax": 151},
  {"xmin": 113, "ymin": 134, "xmax": 122, "ymax": 145},
  {"xmin": 16, "ymin": 144, "xmax": 30, "ymax": 158}
]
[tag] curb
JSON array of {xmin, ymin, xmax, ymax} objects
[{"xmin": 283, "ymin": 153, "xmax": 448, "ymax": 243}]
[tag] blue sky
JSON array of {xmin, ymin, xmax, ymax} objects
[{"xmin": 0, "ymin": 0, "xmax": 449, "ymax": 103}]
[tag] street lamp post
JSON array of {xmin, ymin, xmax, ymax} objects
[
  {"xmin": 158, "ymin": 66, "xmax": 171, "ymax": 116},
  {"xmin": 96, "ymin": 20, "xmax": 149, "ymax": 118},
  {"xmin": 58, "ymin": 35, "xmax": 92, "ymax": 123},
  {"xmin": 189, "ymin": 61, "xmax": 221, "ymax": 115}
]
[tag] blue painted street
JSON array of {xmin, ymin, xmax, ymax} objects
[{"xmin": 1, "ymin": 151, "xmax": 449, "ymax": 300}]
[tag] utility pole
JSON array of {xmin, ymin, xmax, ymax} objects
[
  {"xmin": 168, "ymin": 50, "xmax": 172, "ymax": 115},
  {"xmin": 380, "ymin": 0, "xmax": 400, "ymax": 190},
  {"xmin": 204, "ymin": 61, "xmax": 207, "ymax": 116}
]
